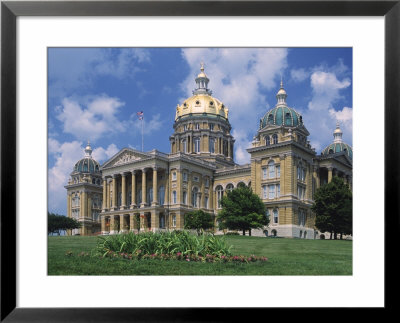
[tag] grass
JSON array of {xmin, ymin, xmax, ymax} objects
[{"xmin": 48, "ymin": 235, "xmax": 352, "ymax": 275}]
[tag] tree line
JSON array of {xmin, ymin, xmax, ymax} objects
[{"xmin": 48, "ymin": 212, "xmax": 80, "ymax": 235}]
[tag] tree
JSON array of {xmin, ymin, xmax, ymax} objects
[
  {"xmin": 217, "ymin": 186, "xmax": 268, "ymax": 236},
  {"xmin": 184, "ymin": 210, "xmax": 214, "ymax": 235},
  {"xmin": 48, "ymin": 212, "xmax": 80, "ymax": 235},
  {"xmin": 311, "ymin": 176, "xmax": 352, "ymax": 239}
]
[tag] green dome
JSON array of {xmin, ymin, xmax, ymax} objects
[
  {"xmin": 321, "ymin": 142, "xmax": 353, "ymax": 160},
  {"xmin": 260, "ymin": 105, "xmax": 303, "ymax": 129},
  {"xmin": 74, "ymin": 157, "xmax": 100, "ymax": 174}
]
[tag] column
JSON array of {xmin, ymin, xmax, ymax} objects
[
  {"xmin": 110, "ymin": 215, "xmax": 116, "ymax": 234},
  {"xmin": 151, "ymin": 210, "xmax": 159, "ymax": 232},
  {"xmin": 102, "ymin": 179, "xmax": 107, "ymax": 211},
  {"xmin": 188, "ymin": 171, "xmax": 192, "ymax": 206},
  {"xmin": 81, "ymin": 191, "xmax": 87, "ymax": 219},
  {"xmin": 152, "ymin": 167, "xmax": 158, "ymax": 206},
  {"xmin": 87, "ymin": 194, "xmax": 92, "ymax": 220},
  {"xmin": 165, "ymin": 170, "xmax": 170, "ymax": 205},
  {"xmin": 141, "ymin": 169, "xmax": 147, "ymax": 207},
  {"xmin": 112, "ymin": 175, "xmax": 117, "ymax": 210},
  {"xmin": 201, "ymin": 176, "xmax": 205, "ymax": 208},
  {"xmin": 101, "ymin": 215, "xmax": 106, "ymax": 235},
  {"xmin": 107, "ymin": 179, "xmax": 111, "ymax": 209},
  {"xmin": 67, "ymin": 193, "xmax": 71, "ymax": 218},
  {"xmin": 279, "ymin": 155, "xmax": 285, "ymax": 195},
  {"xmin": 129, "ymin": 214, "xmax": 135, "ymax": 232},
  {"xmin": 228, "ymin": 139, "xmax": 231, "ymax": 159},
  {"xmin": 131, "ymin": 171, "xmax": 137, "ymax": 208},
  {"xmin": 120, "ymin": 214, "xmax": 127, "ymax": 233},
  {"xmin": 328, "ymin": 167, "xmax": 333, "ymax": 183},
  {"xmin": 121, "ymin": 173, "xmax": 126, "ymax": 209}
]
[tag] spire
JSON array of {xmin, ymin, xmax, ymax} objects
[
  {"xmin": 333, "ymin": 122, "xmax": 343, "ymax": 143},
  {"xmin": 276, "ymin": 76, "xmax": 287, "ymax": 105},
  {"xmin": 193, "ymin": 62, "xmax": 212, "ymax": 95},
  {"xmin": 84, "ymin": 140, "xmax": 93, "ymax": 158}
]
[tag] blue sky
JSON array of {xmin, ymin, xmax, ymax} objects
[{"xmin": 48, "ymin": 47, "xmax": 352, "ymax": 215}]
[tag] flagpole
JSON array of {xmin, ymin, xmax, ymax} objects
[{"xmin": 141, "ymin": 116, "xmax": 144, "ymax": 152}]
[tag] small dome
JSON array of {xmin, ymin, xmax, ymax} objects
[
  {"xmin": 260, "ymin": 105, "xmax": 303, "ymax": 128},
  {"xmin": 73, "ymin": 142, "xmax": 101, "ymax": 174},
  {"xmin": 321, "ymin": 142, "xmax": 353, "ymax": 160},
  {"xmin": 321, "ymin": 123, "xmax": 352, "ymax": 159},
  {"xmin": 74, "ymin": 157, "xmax": 101, "ymax": 174}
]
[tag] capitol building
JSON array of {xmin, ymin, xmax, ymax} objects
[{"xmin": 65, "ymin": 65, "xmax": 353, "ymax": 239}]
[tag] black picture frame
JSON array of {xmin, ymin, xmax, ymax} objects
[{"xmin": 1, "ymin": 1, "xmax": 398, "ymax": 321}]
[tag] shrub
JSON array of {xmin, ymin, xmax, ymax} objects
[
  {"xmin": 94, "ymin": 230, "xmax": 233, "ymax": 258},
  {"xmin": 225, "ymin": 231, "xmax": 239, "ymax": 236}
]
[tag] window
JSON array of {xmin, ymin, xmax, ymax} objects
[
  {"xmin": 118, "ymin": 192, "xmax": 122, "ymax": 207},
  {"xmin": 192, "ymin": 187, "xmax": 199, "ymax": 207},
  {"xmin": 285, "ymin": 112, "xmax": 291, "ymax": 126},
  {"xmin": 216, "ymin": 186, "xmax": 223, "ymax": 209},
  {"xmin": 272, "ymin": 134, "xmax": 278, "ymax": 144},
  {"xmin": 159, "ymin": 214, "xmax": 165, "ymax": 229},
  {"xmin": 172, "ymin": 215, "xmax": 176, "ymax": 227},
  {"xmin": 226, "ymin": 184, "xmax": 234, "ymax": 192},
  {"xmin": 265, "ymin": 209, "xmax": 270, "ymax": 221},
  {"xmin": 262, "ymin": 167, "xmax": 267, "ymax": 180},
  {"xmin": 276, "ymin": 165, "xmax": 280, "ymax": 178},
  {"xmin": 147, "ymin": 188, "xmax": 153, "ymax": 205},
  {"xmin": 137, "ymin": 189, "xmax": 142, "ymax": 205},
  {"xmin": 172, "ymin": 172, "xmax": 177, "ymax": 181},
  {"xmin": 268, "ymin": 114, "xmax": 274, "ymax": 125},
  {"xmin": 263, "ymin": 185, "xmax": 268, "ymax": 199},
  {"xmin": 297, "ymin": 186, "xmax": 305, "ymax": 200},
  {"xmin": 183, "ymin": 191, "xmax": 187, "ymax": 205},
  {"xmin": 269, "ymin": 185, "xmax": 275, "ymax": 199},
  {"xmin": 195, "ymin": 123, "xmax": 200, "ymax": 130},
  {"xmin": 183, "ymin": 124, "xmax": 188, "ymax": 131},
  {"xmin": 273, "ymin": 209, "xmax": 279, "ymax": 224},
  {"xmin": 183, "ymin": 172, "xmax": 188, "ymax": 182},
  {"xmin": 127, "ymin": 191, "xmax": 132, "ymax": 206},
  {"xmin": 297, "ymin": 164, "xmax": 302, "ymax": 180},
  {"xmin": 172, "ymin": 191, "xmax": 177, "ymax": 204},
  {"xmin": 302, "ymin": 168, "xmax": 306, "ymax": 181},
  {"xmin": 193, "ymin": 176, "xmax": 199, "ymax": 182},
  {"xmin": 205, "ymin": 178, "xmax": 209, "ymax": 187},
  {"xmin": 265, "ymin": 135, "xmax": 270, "ymax": 146},
  {"xmin": 182, "ymin": 139, "xmax": 187, "ymax": 153},
  {"xmin": 277, "ymin": 184, "xmax": 280, "ymax": 197},
  {"xmin": 204, "ymin": 196, "xmax": 209, "ymax": 209},
  {"xmin": 72, "ymin": 193, "xmax": 80, "ymax": 207},
  {"xmin": 209, "ymin": 137, "xmax": 215, "ymax": 153},
  {"xmin": 298, "ymin": 210, "xmax": 306, "ymax": 226},
  {"xmin": 209, "ymin": 123, "xmax": 214, "ymax": 130},
  {"xmin": 158, "ymin": 186, "xmax": 165, "ymax": 205},
  {"xmin": 268, "ymin": 160, "xmax": 275, "ymax": 178},
  {"xmin": 194, "ymin": 137, "xmax": 200, "ymax": 153}
]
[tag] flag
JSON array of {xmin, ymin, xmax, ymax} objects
[{"xmin": 137, "ymin": 111, "xmax": 144, "ymax": 120}]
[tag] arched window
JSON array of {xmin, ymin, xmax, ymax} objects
[
  {"xmin": 237, "ymin": 182, "xmax": 246, "ymax": 188},
  {"xmin": 272, "ymin": 229, "xmax": 277, "ymax": 237},
  {"xmin": 268, "ymin": 114, "xmax": 274, "ymax": 125},
  {"xmin": 158, "ymin": 186, "xmax": 165, "ymax": 205},
  {"xmin": 272, "ymin": 134, "xmax": 278, "ymax": 144},
  {"xmin": 216, "ymin": 186, "xmax": 224, "ymax": 209},
  {"xmin": 268, "ymin": 160, "xmax": 275, "ymax": 178},
  {"xmin": 265, "ymin": 135, "xmax": 270, "ymax": 146},
  {"xmin": 226, "ymin": 184, "xmax": 234, "ymax": 192},
  {"xmin": 299, "ymin": 230, "xmax": 303, "ymax": 238},
  {"xmin": 194, "ymin": 137, "xmax": 200, "ymax": 153},
  {"xmin": 329, "ymin": 149, "xmax": 334, "ymax": 154},
  {"xmin": 195, "ymin": 123, "xmax": 200, "ymax": 130},
  {"xmin": 92, "ymin": 178, "xmax": 96, "ymax": 184},
  {"xmin": 285, "ymin": 112, "xmax": 291, "ymax": 126},
  {"xmin": 172, "ymin": 214, "xmax": 177, "ymax": 227}
]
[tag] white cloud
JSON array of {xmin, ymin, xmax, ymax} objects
[
  {"xmin": 129, "ymin": 113, "xmax": 164, "ymax": 136},
  {"xmin": 56, "ymin": 95, "xmax": 127, "ymax": 141},
  {"xmin": 291, "ymin": 68, "xmax": 309, "ymax": 83},
  {"xmin": 180, "ymin": 48, "xmax": 288, "ymax": 163},
  {"xmin": 303, "ymin": 70, "xmax": 352, "ymax": 151},
  {"xmin": 92, "ymin": 143, "xmax": 119, "ymax": 162},
  {"xmin": 48, "ymin": 139, "xmax": 119, "ymax": 214}
]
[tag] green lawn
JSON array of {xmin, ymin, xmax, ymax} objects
[{"xmin": 48, "ymin": 235, "xmax": 352, "ymax": 275}]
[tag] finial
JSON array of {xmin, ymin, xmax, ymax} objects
[
  {"xmin": 280, "ymin": 74, "xmax": 283, "ymax": 88},
  {"xmin": 336, "ymin": 121, "xmax": 340, "ymax": 129},
  {"xmin": 200, "ymin": 61, "xmax": 205, "ymax": 72}
]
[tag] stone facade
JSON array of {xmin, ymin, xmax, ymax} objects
[{"xmin": 65, "ymin": 66, "xmax": 352, "ymax": 239}]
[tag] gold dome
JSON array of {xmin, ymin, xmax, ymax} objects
[{"xmin": 175, "ymin": 94, "xmax": 229, "ymax": 120}]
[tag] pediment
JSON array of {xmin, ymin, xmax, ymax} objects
[{"xmin": 102, "ymin": 148, "xmax": 150, "ymax": 168}]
